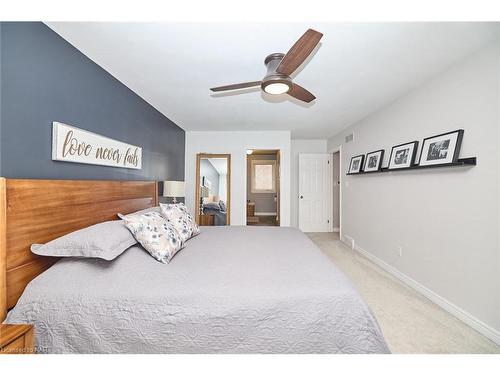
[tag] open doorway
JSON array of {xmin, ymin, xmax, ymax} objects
[{"xmin": 246, "ymin": 149, "xmax": 280, "ymax": 226}]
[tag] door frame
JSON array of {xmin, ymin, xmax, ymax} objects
[
  {"xmin": 195, "ymin": 153, "xmax": 231, "ymax": 225},
  {"xmin": 329, "ymin": 145, "xmax": 342, "ymax": 239},
  {"xmin": 276, "ymin": 150, "xmax": 280, "ymax": 225}
]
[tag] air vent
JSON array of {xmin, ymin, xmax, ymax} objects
[{"xmin": 345, "ymin": 133, "xmax": 354, "ymax": 143}]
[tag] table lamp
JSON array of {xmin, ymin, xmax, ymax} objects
[{"xmin": 163, "ymin": 181, "xmax": 185, "ymax": 203}]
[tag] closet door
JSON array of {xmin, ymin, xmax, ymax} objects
[{"xmin": 298, "ymin": 153, "xmax": 333, "ymax": 232}]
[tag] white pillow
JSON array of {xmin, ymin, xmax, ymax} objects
[
  {"xmin": 122, "ymin": 211, "xmax": 184, "ymax": 264},
  {"xmin": 160, "ymin": 203, "xmax": 200, "ymax": 242},
  {"xmin": 117, "ymin": 206, "xmax": 160, "ymax": 219}
]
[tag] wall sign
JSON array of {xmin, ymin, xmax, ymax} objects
[{"xmin": 52, "ymin": 122, "xmax": 142, "ymax": 169}]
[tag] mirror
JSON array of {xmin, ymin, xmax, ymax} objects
[{"xmin": 195, "ymin": 154, "xmax": 231, "ymax": 226}]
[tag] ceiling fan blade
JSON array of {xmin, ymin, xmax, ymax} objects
[
  {"xmin": 210, "ymin": 81, "xmax": 262, "ymax": 92},
  {"xmin": 287, "ymin": 83, "xmax": 316, "ymax": 103},
  {"xmin": 276, "ymin": 29, "xmax": 323, "ymax": 77}
]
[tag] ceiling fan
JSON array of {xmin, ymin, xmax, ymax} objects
[{"xmin": 210, "ymin": 29, "xmax": 323, "ymax": 103}]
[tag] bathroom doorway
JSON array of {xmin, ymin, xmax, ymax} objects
[{"xmin": 246, "ymin": 149, "xmax": 280, "ymax": 226}]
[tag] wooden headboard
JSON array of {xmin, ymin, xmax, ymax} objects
[{"xmin": 0, "ymin": 178, "xmax": 158, "ymax": 321}]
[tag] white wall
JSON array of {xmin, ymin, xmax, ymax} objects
[
  {"xmin": 290, "ymin": 140, "xmax": 328, "ymax": 228},
  {"xmin": 218, "ymin": 173, "xmax": 227, "ymax": 202},
  {"xmin": 185, "ymin": 131, "xmax": 291, "ymax": 226},
  {"xmin": 328, "ymin": 43, "xmax": 500, "ymax": 340}
]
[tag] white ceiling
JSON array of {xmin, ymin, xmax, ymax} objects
[
  {"xmin": 208, "ymin": 158, "xmax": 227, "ymax": 175},
  {"xmin": 47, "ymin": 22, "xmax": 499, "ymax": 139}
]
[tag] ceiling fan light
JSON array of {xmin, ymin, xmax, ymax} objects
[{"xmin": 263, "ymin": 82, "xmax": 290, "ymax": 95}]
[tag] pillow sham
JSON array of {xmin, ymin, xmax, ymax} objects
[
  {"xmin": 160, "ymin": 203, "xmax": 200, "ymax": 242},
  {"xmin": 31, "ymin": 220, "xmax": 137, "ymax": 261},
  {"xmin": 121, "ymin": 211, "xmax": 184, "ymax": 264}
]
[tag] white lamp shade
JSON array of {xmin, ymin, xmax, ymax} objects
[{"xmin": 163, "ymin": 181, "xmax": 185, "ymax": 198}]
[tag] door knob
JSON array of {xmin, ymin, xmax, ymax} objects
[{"xmin": 300, "ymin": 195, "xmax": 303, "ymax": 199}]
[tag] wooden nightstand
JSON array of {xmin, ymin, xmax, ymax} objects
[
  {"xmin": 0, "ymin": 324, "xmax": 35, "ymax": 354},
  {"xmin": 198, "ymin": 214, "xmax": 215, "ymax": 226}
]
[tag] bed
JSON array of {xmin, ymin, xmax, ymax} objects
[
  {"xmin": 202, "ymin": 201, "xmax": 227, "ymax": 226},
  {"xmin": 0, "ymin": 178, "xmax": 389, "ymax": 354}
]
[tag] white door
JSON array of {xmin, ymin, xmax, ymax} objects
[{"xmin": 299, "ymin": 153, "xmax": 333, "ymax": 232}]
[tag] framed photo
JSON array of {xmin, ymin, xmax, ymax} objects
[
  {"xmin": 388, "ymin": 141, "xmax": 418, "ymax": 170},
  {"xmin": 348, "ymin": 155, "xmax": 364, "ymax": 174},
  {"xmin": 202, "ymin": 176, "xmax": 211, "ymax": 189},
  {"xmin": 418, "ymin": 129, "xmax": 464, "ymax": 166},
  {"xmin": 364, "ymin": 150, "xmax": 384, "ymax": 172}
]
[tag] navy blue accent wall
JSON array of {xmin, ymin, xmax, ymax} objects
[{"xmin": 0, "ymin": 22, "xmax": 185, "ymax": 182}]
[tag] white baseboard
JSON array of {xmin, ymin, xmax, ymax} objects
[
  {"xmin": 349, "ymin": 240, "xmax": 500, "ymax": 346},
  {"xmin": 255, "ymin": 212, "xmax": 277, "ymax": 216},
  {"xmin": 341, "ymin": 234, "xmax": 355, "ymax": 249},
  {"xmin": 333, "ymin": 227, "xmax": 340, "ymax": 233}
]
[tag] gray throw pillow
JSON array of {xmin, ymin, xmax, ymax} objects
[
  {"xmin": 219, "ymin": 200, "xmax": 227, "ymax": 212},
  {"xmin": 31, "ymin": 220, "xmax": 137, "ymax": 261}
]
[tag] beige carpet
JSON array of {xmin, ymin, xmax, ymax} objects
[{"xmin": 307, "ymin": 232, "xmax": 500, "ymax": 354}]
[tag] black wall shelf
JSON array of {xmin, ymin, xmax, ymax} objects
[{"xmin": 346, "ymin": 157, "xmax": 476, "ymax": 175}]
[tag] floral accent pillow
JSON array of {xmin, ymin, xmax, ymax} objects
[
  {"xmin": 122, "ymin": 211, "xmax": 184, "ymax": 264},
  {"xmin": 160, "ymin": 203, "xmax": 200, "ymax": 242}
]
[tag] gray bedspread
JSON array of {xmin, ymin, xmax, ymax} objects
[
  {"xmin": 202, "ymin": 207, "xmax": 227, "ymax": 226},
  {"xmin": 6, "ymin": 226, "xmax": 389, "ymax": 354}
]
